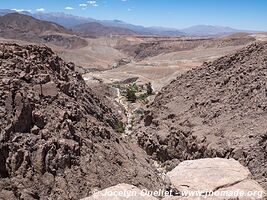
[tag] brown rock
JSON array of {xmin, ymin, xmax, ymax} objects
[
  {"xmin": 144, "ymin": 114, "xmax": 153, "ymax": 126},
  {"xmin": 33, "ymin": 110, "xmax": 46, "ymax": 129},
  {"xmin": 13, "ymin": 93, "xmax": 33, "ymax": 133},
  {"xmin": 58, "ymin": 109, "xmax": 68, "ymax": 122},
  {"xmin": 33, "ymin": 84, "xmax": 42, "ymax": 95},
  {"xmin": 37, "ymin": 74, "xmax": 51, "ymax": 84},
  {"xmin": 41, "ymin": 172, "xmax": 55, "ymax": 186},
  {"xmin": 41, "ymin": 82, "xmax": 58, "ymax": 97},
  {"xmin": 40, "ymin": 128, "xmax": 51, "ymax": 140},
  {"xmin": 2, "ymin": 78, "xmax": 10, "ymax": 85},
  {"xmin": 31, "ymin": 125, "xmax": 40, "ymax": 134},
  {"xmin": 4, "ymin": 92, "xmax": 13, "ymax": 114},
  {"xmin": 0, "ymin": 190, "xmax": 16, "ymax": 200}
]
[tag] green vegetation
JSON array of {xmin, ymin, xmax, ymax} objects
[
  {"xmin": 126, "ymin": 84, "xmax": 138, "ymax": 102},
  {"xmin": 138, "ymin": 93, "xmax": 149, "ymax": 104},
  {"xmin": 111, "ymin": 82, "xmax": 153, "ymax": 104},
  {"xmin": 114, "ymin": 121, "xmax": 125, "ymax": 133},
  {"xmin": 111, "ymin": 83, "xmax": 122, "ymax": 90}
]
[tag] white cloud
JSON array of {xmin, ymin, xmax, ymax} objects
[
  {"xmin": 87, "ymin": 1, "xmax": 96, "ymax": 4},
  {"xmin": 79, "ymin": 1, "xmax": 98, "ymax": 9},
  {"xmin": 79, "ymin": 3, "xmax": 87, "ymax": 9},
  {"xmin": 36, "ymin": 8, "xmax": 45, "ymax": 12},
  {"xmin": 11, "ymin": 8, "xmax": 31, "ymax": 12},
  {"xmin": 87, "ymin": 1, "xmax": 98, "ymax": 7},
  {"xmin": 65, "ymin": 7, "xmax": 74, "ymax": 10},
  {"xmin": 79, "ymin": 3, "xmax": 87, "ymax": 7}
]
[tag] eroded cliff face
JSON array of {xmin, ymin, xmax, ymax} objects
[
  {"xmin": 138, "ymin": 42, "xmax": 267, "ymax": 189},
  {"xmin": 0, "ymin": 43, "xmax": 164, "ymax": 199}
]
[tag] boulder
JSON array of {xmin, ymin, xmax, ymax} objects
[
  {"xmin": 81, "ymin": 183, "xmax": 158, "ymax": 200},
  {"xmin": 167, "ymin": 158, "xmax": 250, "ymax": 191},
  {"xmin": 165, "ymin": 158, "xmax": 266, "ymax": 200},
  {"xmin": 41, "ymin": 82, "xmax": 58, "ymax": 97}
]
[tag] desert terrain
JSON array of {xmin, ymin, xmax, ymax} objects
[
  {"xmin": 0, "ymin": 11, "xmax": 267, "ymax": 200},
  {"xmin": 83, "ymin": 33, "xmax": 267, "ymax": 91}
]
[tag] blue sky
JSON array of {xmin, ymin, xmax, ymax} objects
[{"xmin": 2, "ymin": 0, "xmax": 267, "ymax": 30}]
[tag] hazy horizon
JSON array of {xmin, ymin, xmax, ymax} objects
[{"xmin": 1, "ymin": 0, "xmax": 267, "ymax": 31}]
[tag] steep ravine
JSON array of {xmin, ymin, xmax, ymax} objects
[{"xmin": 112, "ymin": 86, "xmax": 169, "ymax": 185}]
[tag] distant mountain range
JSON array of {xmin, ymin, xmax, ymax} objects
[
  {"xmin": 73, "ymin": 22, "xmax": 137, "ymax": 37},
  {"xmin": 0, "ymin": 9, "xmax": 259, "ymax": 37},
  {"xmin": 180, "ymin": 25, "xmax": 253, "ymax": 36}
]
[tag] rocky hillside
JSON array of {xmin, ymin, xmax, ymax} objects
[
  {"xmin": 116, "ymin": 35, "xmax": 256, "ymax": 60},
  {"xmin": 0, "ymin": 43, "xmax": 164, "ymax": 199},
  {"xmin": 138, "ymin": 42, "xmax": 267, "ymax": 189},
  {"xmin": 0, "ymin": 13, "xmax": 87, "ymax": 49}
]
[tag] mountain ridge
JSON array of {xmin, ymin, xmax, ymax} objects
[
  {"xmin": 0, "ymin": 9, "xmax": 259, "ymax": 37},
  {"xmin": 73, "ymin": 22, "xmax": 137, "ymax": 36},
  {"xmin": 0, "ymin": 13, "xmax": 87, "ymax": 49}
]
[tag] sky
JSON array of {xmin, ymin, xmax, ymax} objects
[{"xmin": 1, "ymin": 0, "xmax": 267, "ymax": 31}]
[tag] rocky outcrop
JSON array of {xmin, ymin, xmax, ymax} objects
[
  {"xmin": 138, "ymin": 42, "xmax": 267, "ymax": 189},
  {"xmin": 0, "ymin": 43, "xmax": 164, "ymax": 199}
]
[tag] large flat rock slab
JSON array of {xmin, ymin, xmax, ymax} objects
[
  {"xmin": 81, "ymin": 183, "xmax": 158, "ymax": 200},
  {"xmin": 167, "ymin": 158, "xmax": 250, "ymax": 191},
  {"xmin": 165, "ymin": 158, "xmax": 266, "ymax": 200}
]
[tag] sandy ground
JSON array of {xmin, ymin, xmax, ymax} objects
[
  {"xmin": 84, "ymin": 44, "xmax": 249, "ymax": 91},
  {"xmin": 58, "ymin": 37, "xmax": 126, "ymax": 69}
]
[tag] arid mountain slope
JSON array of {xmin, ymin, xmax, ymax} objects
[
  {"xmin": 138, "ymin": 42, "xmax": 267, "ymax": 189},
  {"xmin": 0, "ymin": 43, "xmax": 164, "ymax": 199},
  {"xmin": 0, "ymin": 13, "xmax": 87, "ymax": 49},
  {"xmin": 73, "ymin": 22, "xmax": 137, "ymax": 37},
  {"xmin": 0, "ymin": 13, "xmax": 68, "ymax": 34},
  {"xmin": 117, "ymin": 35, "xmax": 256, "ymax": 60}
]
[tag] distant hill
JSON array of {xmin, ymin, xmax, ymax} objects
[
  {"xmin": 0, "ymin": 9, "xmax": 16, "ymax": 16},
  {"xmin": 73, "ymin": 22, "xmax": 137, "ymax": 37},
  {"xmin": 0, "ymin": 13, "xmax": 87, "ymax": 49},
  {"xmin": 33, "ymin": 12, "xmax": 97, "ymax": 28},
  {"xmin": 99, "ymin": 20, "xmax": 185, "ymax": 36},
  {"xmin": 0, "ymin": 13, "xmax": 69, "ymax": 36},
  {"xmin": 181, "ymin": 25, "xmax": 239, "ymax": 36}
]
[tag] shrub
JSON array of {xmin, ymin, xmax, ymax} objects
[
  {"xmin": 126, "ymin": 84, "xmax": 138, "ymax": 102},
  {"xmin": 114, "ymin": 121, "xmax": 125, "ymax": 133}
]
